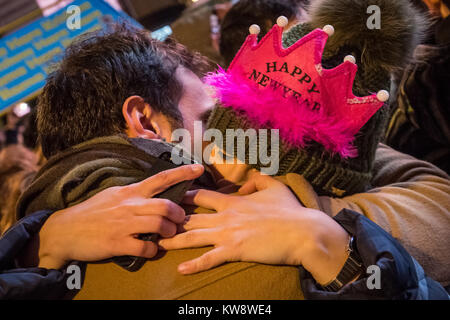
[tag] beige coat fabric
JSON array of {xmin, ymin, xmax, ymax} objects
[
  {"xmin": 75, "ymin": 144, "xmax": 450, "ymax": 299},
  {"xmin": 76, "ymin": 250, "xmax": 303, "ymax": 300}
]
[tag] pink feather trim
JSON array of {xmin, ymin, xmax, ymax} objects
[{"xmin": 204, "ymin": 67, "xmax": 358, "ymax": 158}]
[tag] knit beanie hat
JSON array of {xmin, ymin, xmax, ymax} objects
[{"xmin": 207, "ymin": 0, "xmax": 425, "ymax": 197}]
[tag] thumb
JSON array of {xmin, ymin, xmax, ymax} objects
[{"xmin": 238, "ymin": 171, "xmax": 282, "ymax": 195}]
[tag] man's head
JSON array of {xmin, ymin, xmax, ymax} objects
[{"xmin": 38, "ymin": 24, "xmax": 212, "ymax": 159}]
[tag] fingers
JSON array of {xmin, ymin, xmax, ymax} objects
[
  {"xmin": 238, "ymin": 180, "xmax": 257, "ymax": 195},
  {"xmin": 133, "ymin": 198, "xmax": 186, "ymax": 224},
  {"xmin": 181, "ymin": 190, "xmax": 199, "ymax": 206},
  {"xmin": 178, "ymin": 247, "xmax": 228, "ymax": 274},
  {"xmin": 158, "ymin": 228, "xmax": 219, "ymax": 250},
  {"xmin": 118, "ymin": 238, "xmax": 158, "ymax": 258},
  {"xmin": 182, "ymin": 189, "xmax": 232, "ymax": 211},
  {"xmin": 129, "ymin": 164, "xmax": 204, "ymax": 198},
  {"xmin": 129, "ymin": 216, "xmax": 177, "ymax": 238},
  {"xmin": 182, "ymin": 213, "xmax": 223, "ymax": 231},
  {"xmin": 239, "ymin": 172, "xmax": 282, "ymax": 195}
]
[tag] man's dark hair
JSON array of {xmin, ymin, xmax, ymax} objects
[
  {"xmin": 220, "ymin": 0, "xmax": 308, "ymax": 66},
  {"xmin": 38, "ymin": 23, "xmax": 210, "ymax": 158}
]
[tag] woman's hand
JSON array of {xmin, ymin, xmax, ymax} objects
[{"xmin": 159, "ymin": 173, "xmax": 350, "ymax": 285}]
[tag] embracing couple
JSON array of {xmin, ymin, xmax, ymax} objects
[{"xmin": 1, "ymin": 0, "xmax": 449, "ymax": 300}]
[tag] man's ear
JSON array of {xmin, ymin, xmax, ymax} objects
[{"xmin": 122, "ymin": 95, "xmax": 161, "ymax": 139}]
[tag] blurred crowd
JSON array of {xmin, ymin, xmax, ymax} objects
[{"xmin": 0, "ymin": 102, "xmax": 42, "ymax": 232}]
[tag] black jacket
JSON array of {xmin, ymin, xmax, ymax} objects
[{"xmin": 0, "ymin": 211, "xmax": 73, "ymax": 299}]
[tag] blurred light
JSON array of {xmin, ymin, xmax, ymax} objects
[
  {"xmin": 13, "ymin": 102, "xmax": 31, "ymax": 118},
  {"xmin": 151, "ymin": 26, "xmax": 173, "ymax": 41}
]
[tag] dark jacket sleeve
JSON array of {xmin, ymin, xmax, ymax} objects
[
  {"xmin": 0, "ymin": 211, "xmax": 73, "ymax": 299},
  {"xmin": 299, "ymin": 209, "xmax": 450, "ymax": 300},
  {"xmin": 385, "ymin": 17, "xmax": 450, "ymax": 174}
]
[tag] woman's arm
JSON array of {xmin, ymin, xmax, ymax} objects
[
  {"xmin": 305, "ymin": 144, "xmax": 450, "ymax": 285},
  {"xmin": 159, "ymin": 173, "xmax": 449, "ymax": 299}
]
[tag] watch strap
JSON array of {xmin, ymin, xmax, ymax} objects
[{"xmin": 322, "ymin": 236, "xmax": 363, "ymax": 292}]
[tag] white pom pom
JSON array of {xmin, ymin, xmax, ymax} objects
[
  {"xmin": 344, "ymin": 55, "xmax": 356, "ymax": 64},
  {"xmin": 323, "ymin": 25, "xmax": 334, "ymax": 36},
  {"xmin": 249, "ymin": 24, "xmax": 261, "ymax": 35},
  {"xmin": 276, "ymin": 16, "xmax": 289, "ymax": 28},
  {"xmin": 377, "ymin": 90, "xmax": 390, "ymax": 102}
]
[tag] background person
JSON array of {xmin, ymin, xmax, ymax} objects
[
  {"xmin": 385, "ymin": 0, "xmax": 450, "ymax": 173},
  {"xmin": 0, "ymin": 145, "xmax": 38, "ymax": 234},
  {"xmin": 219, "ymin": 0, "xmax": 309, "ymax": 67}
]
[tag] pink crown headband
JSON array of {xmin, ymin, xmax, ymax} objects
[{"xmin": 205, "ymin": 16, "xmax": 389, "ymax": 158}]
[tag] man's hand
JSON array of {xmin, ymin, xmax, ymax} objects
[
  {"xmin": 36, "ymin": 164, "xmax": 204, "ymax": 270},
  {"xmin": 159, "ymin": 173, "xmax": 350, "ymax": 285}
]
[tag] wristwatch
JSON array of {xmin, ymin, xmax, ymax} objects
[{"xmin": 321, "ymin": 236, "xmax": 364, "ymax": 292}]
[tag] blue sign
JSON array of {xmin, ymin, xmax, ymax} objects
[{"xmin": 0, "ymin": 0, "xmax": 141, "ymax": 113}]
